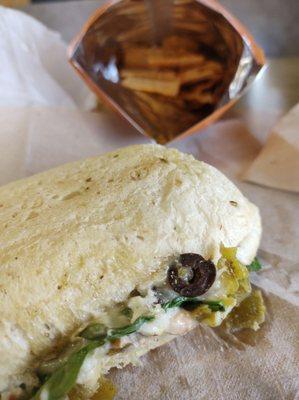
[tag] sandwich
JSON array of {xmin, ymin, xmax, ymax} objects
[{"xmin": 0, "ymin": 144, "xmax": 265, "ymax": 400}]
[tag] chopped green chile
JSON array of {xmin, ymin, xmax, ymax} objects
[
  {"xmin": 79, "ymin": 323, "xmax": 107, "ymax": 340},
  {"xmin": 162, "ymin": 296, "xmax": 225, "ymax": 312},
  {"xmin": 37, "ymin": 340, "xmax": 85, "ymax": 377}
]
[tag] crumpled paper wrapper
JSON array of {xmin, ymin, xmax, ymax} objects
[
  {"xmin": 0, "ymin": 6, "xmax": 95, "ymax": 109},
  {"xmin": 0, "ymin": 107, "xmax": 298, "ymax": 400},
  {"xmin": 244, "ymin": 102, "xmax": 299, "ymax": 193}
]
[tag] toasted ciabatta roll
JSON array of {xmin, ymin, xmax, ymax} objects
[{"xmin": 0, "ymin": 145, "xmax": 263, "ymax": 399}]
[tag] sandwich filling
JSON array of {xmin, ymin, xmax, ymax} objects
[{"xmin": 1, "ymin": 246, "xmax": 265, "ymax": 400}]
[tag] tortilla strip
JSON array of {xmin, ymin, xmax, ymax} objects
[
  {"xmin": 134, "ymin": 91, "xmax": 199, "ymax": 141},
  {"xmin": 134, "ymin": 91, "xmax": 184, "ymax": 116},
  {"xmin": 173, "ymin": 21, "xmax": 212, "ymax": 34},
  {"xmin": 179, "ymin": 62, "xmax": 223, "ymax": 85},
  {"xmin": 181, "ymin": 86, "xmax": 216, "ymax": 104},
  {"xmin": 162, "ymin": 34, "xmax": 199, "ymax": 52},
  {"xmin": 121, "ymin": 76, "xmax": 180, "ymax": 97},
  {"xmin": 118, "ymin": 27, "xmax": 149, "ymax": 42},
  {"xmin": 120, "ymin": 69, "xmax": 178, "ymax": 81},
  {"xmin": 114, "ymin": 3, "xmax": 145, "ymax": 16},
  {"xmin": 123, "ymin": 47, "xmax": 205, "ymax": 69}
]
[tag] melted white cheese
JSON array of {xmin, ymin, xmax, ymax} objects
[
  {"xmin": 40, "ymin": 388, "xmax": 49, "ymax": 400},
  {"xmin": 76, "ymin": 344, "xmax": 110, "ymax": 386},
  {"xmin": 76, "ymin": 301, "xmax": 198, "ymax": 387},
  {"xmin": 75, "ymin": 290, "xmax": 232, "ymax": 389},
  {"xmin": 166, "ymin": 310, "xmax": 198, "ymax": 335},
  {"xmin": 138, "ymin": 308, "xmax": 179, "ymax": 336}
]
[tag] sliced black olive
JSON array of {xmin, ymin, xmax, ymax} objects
[{"xmin": 167, "ymin": 253, "xmax": 216, "ymax": 297}]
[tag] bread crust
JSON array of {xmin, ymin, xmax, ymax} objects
[{"xmin": 0, "ymin": 144, "xmax": 261, "ymax": 391}]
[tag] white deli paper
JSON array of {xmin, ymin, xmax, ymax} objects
[
  {"xmin": 0, "ymin": 6, "xmax": 95, "ymax": 109},
  {"xmin": 244, "ymin": 102, "xmax": 299, "ymax": 193},
  {"xmin": 0, "ymin": 8, "xmax": 298, "ymax": 399}
]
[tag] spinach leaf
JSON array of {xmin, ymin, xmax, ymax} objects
[
  {"xmin": 247, "ymin": 257, "xmax": 262, "ymax": 272},
  {"xmin": 31, "ymin": 314, "xmax": 155, "ymax": 399},
  {"xmin": 162, "ymin": 296, "xmax": 225, "ymax": 312},
  {"xmin": 107, "ymin": 315, "xmax": 154, "ymax": 340},
  {"xmin": 33, "ymin": 340, "xmax": 103, "ymax": 400},
  {"xmin": 204, "ymin": 300, "xmax": 225, "ymax": 312}
]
